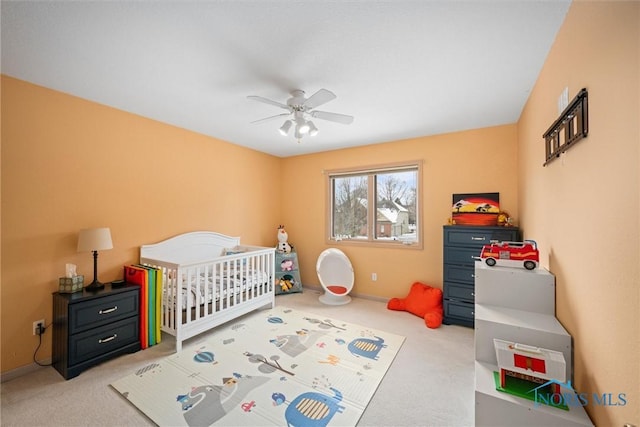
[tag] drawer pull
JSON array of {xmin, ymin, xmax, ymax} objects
[
  {"xmin": 471, "ymin": 292, "xmax": 475, "ymax": 296},
  {"xmin": 471, "ymin": 274, "xmax": 475, "ymax": 278},
  {"xmin": 99, "ymin": 306, "xmax": 118, "ymax": 315},
  {"xmin": 471, "ymin": 312, "xmax": 475, "ymax": 316},
  {"xmin": 99, "ymin": 334, "xmax": 117, "ymax": 344},
  {"xmin": 471, "ymin": 237, "xmax": 485, "ymax": 241}
]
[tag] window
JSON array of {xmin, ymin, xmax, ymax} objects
[{"xmin": 326, "ymin": 161, "xmax": 422, "ymax": 248}]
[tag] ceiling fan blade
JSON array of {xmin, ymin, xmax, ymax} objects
[
  {"xmin": 303, "ymin": 89, "xmax": 337, "ymax": 110},
  {"xmin": 310, "ymin": 110, "xmax": 354, "ymax": 125},
  {"xmin": 250, "ymin": 112, "xmax": 291, "ymax": 124},
  {"xmin": 247, "ymin": 95, "xmax": 290, "ymax": 110}
]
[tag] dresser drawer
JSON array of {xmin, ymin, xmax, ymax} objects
[
  {"xmin": 444, "ymin": 264, "xmax": 476, "ymax": 284},
  {"xmin": 444, "ymin": 227, "xmax": 519, "ymax": 248},
  {"xmin": 444, "ymin": 246, "xmax": 481, "ymax": 266},
  {"xmin": 70, "ymin": 291, "xmax": 139, "ymax": 333},
  {"xmin": 69, "ymin": 317, "xmax": 139, "ymax": 366},
  {"xmin": 444, "ymin": 300, "xmax": 475, "ymax": 321},
  {"xmin": 444, "ymin": 282, "xmax": 475, "ymax": 302}
]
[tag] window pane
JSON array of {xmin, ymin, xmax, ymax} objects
[
  {"xmin": 327, "ymin": 161, "xmax": 421, "ymax": 247},
  {"xmin": 332, "ymin": 176, "xmax": 368, "ymax": 240},
  {"xmin": 375, "ymin": 170, "xmax": 417, "ymax": 242}
]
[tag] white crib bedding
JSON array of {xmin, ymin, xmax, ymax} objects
[{"xmin": 164, "ymin": 271, "xmax": 269, "ymax": 310}]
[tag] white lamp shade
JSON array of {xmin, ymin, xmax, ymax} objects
[
  {"xmin": 307, "ymin": 121, "xmax": 318, "ymax": 136},
  {"xmin": 297, "ymin": 119, "xmax": 310, "ymax": 135},
  {"xmin": 77, "ymin": 227, "xmax": 113, "ymax": 252},
  {"xmin": 279, "ymin": 120, "xmax": 292, "ymax": 136}
]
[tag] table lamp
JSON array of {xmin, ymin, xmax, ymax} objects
[{"xmin": 77, "ymin": 227, "xmax": 113, "ymax": 291}]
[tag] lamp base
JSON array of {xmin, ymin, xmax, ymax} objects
[{"xmin": 85, "ymin": 280, "xmax": 105, "ymax": 291}]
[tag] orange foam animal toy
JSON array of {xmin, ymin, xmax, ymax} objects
[{"xmin": 387, "ymin": 282, "xmax": 443, "ymax": 329}]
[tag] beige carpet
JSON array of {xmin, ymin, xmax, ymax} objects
[{"xmin": 1, "ymin": 288, "xmax": 474, "ymax": 426}]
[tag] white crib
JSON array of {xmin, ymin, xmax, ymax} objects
[{"xmin": 140, "ymin": 231, "xmax": 275, "ymax": 352}]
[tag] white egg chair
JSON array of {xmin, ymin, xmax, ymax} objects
[{"xmin": 316, "ymin": 248, "xmax": 354, "ymax": 305}]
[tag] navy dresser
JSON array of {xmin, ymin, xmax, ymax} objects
[{"xmin": 442, "ymin": 225, "xmax": 520, "ymax": 327}]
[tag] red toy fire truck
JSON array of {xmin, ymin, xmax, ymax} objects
[{"xmin": 480, "ymin": 240, "xmax": 539, "ymax": 270}]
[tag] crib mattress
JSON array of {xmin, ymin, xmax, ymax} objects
[{"xmin": 164, "ymin": 271, "xmax": 269, "ymax": 310}]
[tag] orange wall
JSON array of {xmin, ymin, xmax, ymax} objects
[
  {"xmin": 280, "ymin": 125, "xmax": 519, "ymax": 299},
  {"xmin": 1, "ymin": 75, "xmax": 519, "ymax": 374},
  {"xmin": 518, "ymin": 1, "xmax": 639, "ymax": 425},
  {"xmin": 1, "ymin": 76, "xmax": 282, "ymax": 372}
]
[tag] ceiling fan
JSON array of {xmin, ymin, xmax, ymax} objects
[{"xmin": 247, "ymin": 88, "xmax": 354, "ymax": 141}]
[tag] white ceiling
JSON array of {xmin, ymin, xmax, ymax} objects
[{"xmin": 1, "ymin": 1, "xmax": 571, "ymax": 158}]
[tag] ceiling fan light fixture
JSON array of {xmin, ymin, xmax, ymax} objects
[
  {"xmin": 278, "ymin": 120, "xmax": 292, "ymax": 136},
  {"xmin": 248, "ymin": 88, "xmax": 353, "ymax": 142},
  {"xmin": 296, "ymin": 119, "xmax": 310, "ymax": 135},
  {"xmin": 307, "ymin": 121, "xmax": 318, "ymax": 136}
]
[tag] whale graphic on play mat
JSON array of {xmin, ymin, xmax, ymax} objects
[{"xmin": 177, "ymin": 374, "xmax": 269, "ymax": 426}]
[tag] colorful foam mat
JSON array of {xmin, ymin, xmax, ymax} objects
[{"xmin": 111, "ymin": 306, "xmax": 405, "ymax": 426}]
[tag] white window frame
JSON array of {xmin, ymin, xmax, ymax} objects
[{"xmin": 325, "ymin": 160, "xmax": 423, "ymax": 249}]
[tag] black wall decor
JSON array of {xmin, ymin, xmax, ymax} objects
[{"xmin": 543, "ymin": 88, "xmax": 588, "ymax": 166}]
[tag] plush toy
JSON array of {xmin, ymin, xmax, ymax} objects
[
  {"xmin": 279, "ymin": 277, "xmax": 294, "ymax": 292},
  {"xmin": 277, "ymin": 225, "xmax": 292, "ymax": 253},
  {"xmin": 280, "ymin": 259, "xmax": 294, "ymax": 271},
  {"xmin": 387, "ymin": 282, "xmax": 443, "ymax": 329}
]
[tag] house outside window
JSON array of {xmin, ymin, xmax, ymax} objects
[{"xmin": 326, "ymin": 161, "xmax": 422, "ymax": 248}]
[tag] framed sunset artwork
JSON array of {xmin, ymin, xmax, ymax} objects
[{"xmin": 452, "ymin": 193, "xmax": 500, "ymax": 226}]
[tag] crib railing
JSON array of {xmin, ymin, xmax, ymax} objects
[{"xmin": 143, "ymin": 246, "xmax": 274, "ymax": 338}]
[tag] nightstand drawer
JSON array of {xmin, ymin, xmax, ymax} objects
[
  {"xmin": 444, "ymin": 282, "xmax": 475, "ymax": 302},
  {"xmin": 444, "ymin": 264, "xmax": 475, "ymax": 284},
  {"xmin": 70, "ymin": 291, "xmax": 139, "ymax": 333},
  {"xmin": 444, "ymin": 300, "xmax": 475, "ymax": 321},
  {"xmin": 69, "ymin": 317, "xmax": 139, "ymax": 365}
]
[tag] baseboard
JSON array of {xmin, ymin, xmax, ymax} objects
[
  {"xmin": 301, "ymin": 284, "xmax": 389, "ymax": 304},
  {"xmin": 1, "ymin": 358, "xmax": 52, "ymax": 383}
]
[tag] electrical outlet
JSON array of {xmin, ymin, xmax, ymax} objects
[
  {"xmin": 33, "ymin": 319, "xmax": 45, "ymax": 336},
  {"xmin": 371, "ymin": 273, "xmax": 377, "ymax": 281}
]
